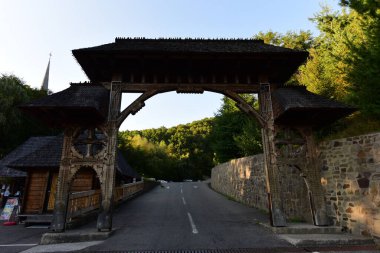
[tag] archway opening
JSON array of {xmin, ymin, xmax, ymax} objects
[
  {"xmin": 66, "ymin": 166, "xmax": 101, "ymax": 226},
  {"xmin": 118, "ymin": 91, "xmax": 261, "ymax": 182}
]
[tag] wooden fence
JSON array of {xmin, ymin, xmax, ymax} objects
[{"xmin": 66, "ymin": 181, "xmax": 144, "ymax": 220}]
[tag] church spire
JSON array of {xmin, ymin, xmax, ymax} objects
[{"xmin": 41, "ymin": 53, "xmax": 51, "ymax": 94}]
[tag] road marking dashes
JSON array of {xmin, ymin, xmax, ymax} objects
[
  {"xmin": 187, "ymin": 212, "xmax": 199, "ymax": 234},
  {"xmin": 0, "ymin": 244, "xmax": 38, "ymax": 247}
]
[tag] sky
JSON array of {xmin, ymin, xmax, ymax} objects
[{"xmin": 0, "ymin": 0, "xmax": 340, "ymax": 130}]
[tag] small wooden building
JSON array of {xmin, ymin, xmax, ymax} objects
[
  {"xmin": 1, "ymin": 135, "xmax": 139, "ymax": 219},
  {"xmin": 0, "ymin": 138, "xmax": 35, "ymax": 204}
]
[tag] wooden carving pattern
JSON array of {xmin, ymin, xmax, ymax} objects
[{"xmin": 51, "ymin": 78, "xmax": 329, "ymax": 231}]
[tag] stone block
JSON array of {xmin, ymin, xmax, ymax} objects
[{"xmin": 358, "ymin": 178, "xmax": 369, "ymax": 188}]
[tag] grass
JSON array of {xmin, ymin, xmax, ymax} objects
[
  {"xmin": 316, "ymin": 113, "xmax": 380, "ymax": 142},
  {"xmin": 288, "ymin": 217, "xmax": 306, "ymax": 223}
]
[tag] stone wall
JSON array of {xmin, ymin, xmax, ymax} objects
[
  {"xmin": 211, "ymin": 154, "xmax": 312, "ymax": 221},
  {"xmin": 211, "ymin": 132, "xmax": 380, "ymax": 237},
  {"xmin": 319, "ymin": 132, "xmax": 380, "ymax": 237},
  {"xmin": 211, "ymin": 155, "xmax": 268, "ymax": 211}
]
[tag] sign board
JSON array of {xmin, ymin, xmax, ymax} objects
[{"xmin": 0, "ymin": 198, "xmax": 19, "ymax": 221}]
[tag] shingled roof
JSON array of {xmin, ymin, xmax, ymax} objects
[
  {"xmin": 72, "ymin": 38, "xmax": 308, "ymax": 84},
  {"xmin": 74, "ymin": 37, "xmax": 304, "ymax": 54},
  {"xmin": 8, "ymin": 136, "xmax": 62, "ymax": 168},
  {"xmin": 5, "ymin": 135, "xmax": 138, "ymax": 179},
  {"xmin": 272, "ymin": 86, "xmax": 356, "ymax": 127},
  {"xmin": 116, "ymin": 150, "xmax": 140, "ymax": 180},
  {"xmin": 20, "ymin": 83, "xmax": 109, "ymax": 127},
  {"xmin": 0, "ymin": 137, "xmax": 55, "ymax": 177}
]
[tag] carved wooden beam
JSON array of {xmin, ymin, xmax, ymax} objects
[
  {"xmin": 116, "ymin": 90, "xmax": 158, "ymax": 127},
  {"xmin": 222, "ymin": 90, "xmax": 265, "ymax": 127},
  {"xmin": 101, "ymin": 82, "xmax": 261, "ymax": 94}
]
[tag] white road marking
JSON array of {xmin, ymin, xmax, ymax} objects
[
  {"xmin": 187, "ymin": 212, "xmax": 199, "ymax": 234},
  {"xmin": 182, "ymin": 196, "xmax": 186, "ymax": 205},
  {"xmin": 181, "ymin": 188, "xmax": 183, "ymax": 194},
  {"xmin": 19, "ymin": 241, "xmax": 103, "ymax": 253},
  {"xmin": 0, "ymin": 244, "xmax": 38, "ymax": 247},
  {"xmin": 193, "ymin": 185, "xmax": 198, "ymax": 189}
]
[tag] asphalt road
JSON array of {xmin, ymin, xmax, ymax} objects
[
  {"xmin": 83, "ymin": 181, "xmax": 292, "ymax": 251},
  {"xmin": 0, "ymin": 221, "xmax": 48, "ymax": 253}
]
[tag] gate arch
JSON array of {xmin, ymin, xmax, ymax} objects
[{"xmin": 34, "ymin": 38, "xmax": 353, "ymax": 232}]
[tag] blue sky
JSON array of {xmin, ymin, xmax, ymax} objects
[{"xmin": 0, "ymin": 0, "xmax": 340, "ymax": 130}]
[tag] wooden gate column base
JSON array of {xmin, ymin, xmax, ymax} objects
[
  {"xmin": 97, "ymin": 208, "xmax": 113, "ymax": 232},
  {"xmin": 270, "ymin": 198, "xmax": 287, "ymax": 227},
  {"xmin": 51, "ymin": 202, "xmax": 67, "ymax": 232}
]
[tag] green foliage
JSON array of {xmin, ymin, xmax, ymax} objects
[
  {"xmin": 340, "ymin": 0, "xmax": 380, "ymax": 18},
  {"xmin": 254, "ymin": 30, "xmax": 314, "ymax": 50},
  {"xmin": 339, "ymin": 0, "xmax": 380, "ymax": 117},
  {"xmin": 257, "ymin": 2, "xmax": 380, "ymax": 134},
  {"xmin": 297, "ymin": 7, "xmax": 363, "ymax": 101},
  {"xmin": 119, "ymin": 118, "xmax": 214, "ymax": 181},
  {"xmin": 298, "ymin": 3, "xmax": 380, "ymax": 118},
  {"xmin": 118, "ymin": 96, "xmax": 264, "ymax": 180},
  {"xmin": 211, "ymin": 95, "xmax": 262, "ymax": 163},
  {"xmin": 0, "ymin": 74, "xmax": 57, "ymax": 158},
  {"xmin": 254, "ymin": 30, "xmax": 314, "ymax": 86},
  {"xmin": 316, "ymin": 113, "xmax": 380, "ymax": 141}
]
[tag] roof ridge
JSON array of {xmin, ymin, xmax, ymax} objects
[
  {"xmin": 114, "ymin": 37, "xmax": 264, "ymax": 43},
  {"xmin": 69, "ymin": 82, "xmax": 102, "ymax": 86}
]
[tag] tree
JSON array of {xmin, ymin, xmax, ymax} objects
[
  {"xmin": 211, "ymin": 95, "xmax": 262, "ymax": 163},
  {"xmin": 296, "ymin": 7, "xmax": 364, "ymax": 101},
  {"xmin": 254, "ymin": 30, "xmax": 314, "ymax": 86},
  {"xmin": 118, "ymin": 118, "xmax": 214, "ymax": 181},
  {"xmin": 339, "ymin": 0, "xmax": 380, "ymax": 117},
  {"xmin": 0, "ymin": 74, "xmax": 55, "ymax": 158},
  {"xmin": 254, "ymin": 30, "xmax": 314, "ymax": 51}
]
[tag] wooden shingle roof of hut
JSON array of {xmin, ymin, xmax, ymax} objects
[
  {"xmin": 272, "ymin": 86, "xmax": 356, "ymax": 127},
  {"xmin": 5, "ymin": 135, "xmax": 139, "ymax": 179},
  {"xmin": 8, "ymin": 136, "xmax": 62, "ymax": 169},
  {"xmin": 20, "ymin": 83, "xmax": 109, "ymax": 127},
  {"xmin": 0, "ymin": 137, "xmax": 55, "ymax": 177}
]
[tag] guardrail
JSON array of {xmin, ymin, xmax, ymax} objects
[
  {"xmin": 114, "ymin": 181, "xmax": 144, "ymax": 202},
  {"xmin": 67, "ymin": 181, "xmax": 144, "ymax": 220}
]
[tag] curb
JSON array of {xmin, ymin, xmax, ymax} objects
[{"xmin": 40, "ymin": 229, "xmax": 116, "ymax": 245}]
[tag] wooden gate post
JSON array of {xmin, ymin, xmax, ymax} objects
[
  {"xmin": 51, "ymin": 128, "xmax": 74, "ymax": 232},
  {"xmin": 301, "ymin": 128, "xmax": 329, "ymax": 226},
  {"xmin": 97, "ymin": 123, "xmax": 118, "ymax": 231},
  {"xmin": 259, "ymin": 83, "xmax": 287, "ymax": 227},
  {"xmin": 97, "ymin": 82, "xmax": 121, "ymax": 231}
]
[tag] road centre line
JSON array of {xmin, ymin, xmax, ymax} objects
[
  {"xmin": 0, "ymin": 244, "xmax": 38, "ymax": 247},
  {"xmin": 187, "ymin": 212, "xmax": 199, "ymax": 234},
  {"xmin": 182, "ymin": 196, "xmax": 186, "ymax": 205}
]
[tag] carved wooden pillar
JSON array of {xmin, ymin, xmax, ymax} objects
[
  {"xmin": 259, "ymin": 83, "xmax": 287, "ymax": 227},
  {"xmin": 301, "ymin": 128, "xmax": 329, "ymax": 226},
  {"xmin": 51, "ymin": 128, "xmax": 74, "ymax": 232},
  {"xmin": 97, "ymin": 82, "xmax": 121, "ymax": 231}
]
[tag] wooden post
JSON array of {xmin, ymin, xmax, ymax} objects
[
  {"xmin": 301, "ymin": 128, "xmax": 329, "ymax": 226},
  {"xmin": 259, "ymin": 83, "xmax": 287, "ymax": 227},
  {"xmin": 97, "ymin": 82, "xmax": 121, "ymax": 231},
  {"xmin": 51, "ymin": 128, "xmax": 74, "ymax": 232}
]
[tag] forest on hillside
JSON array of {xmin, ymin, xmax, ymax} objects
[
  {"xmin": 118, "ymin": 1, "xmax": 380, "ymax": 180},
  {"xmin": 1, "ymin": 1, "xmax": 379, "ymax": 180}
]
